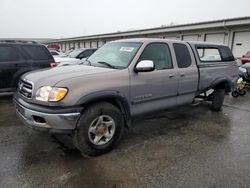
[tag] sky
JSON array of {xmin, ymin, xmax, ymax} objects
[{"xmin": 0, "ymin": 0, "xmax": 250, "ymax": 39}]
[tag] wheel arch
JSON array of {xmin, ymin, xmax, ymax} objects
[
  {"xmin": 76, "ymin": 91, "xmax": 131, "ymax": 127},
  {"xmin": 211, "ymin": 78, "xmax": 232, "ymax": 92}
]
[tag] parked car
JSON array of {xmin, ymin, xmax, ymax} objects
[
  {"xmin": 46, "ymin": 44, "xmax": 60, "ymax": 51},
  {"xmin": 49, "ymin": 50, "xmax": 67, "ymax": 57},
  {"xmin": 53, "ymin": 56, "xmax": 82, "ymax": 67},
  {"xmin": 14, "ymin": 39, "xmax": 238, "ymax": 156},
  {"xmin": 68, "ymin": 48, "xmax": 97, "ymax": 59},
  {"xmin": 240, "ymin": 51, "xmax": 250, "ymax": 64},
  {"xmin": 55, "ymin": 48, "xmax": 97, "ymax": 66},
  {"xmin": 0, "ymin": 40, "xmax": 55, "ymax": 95}
]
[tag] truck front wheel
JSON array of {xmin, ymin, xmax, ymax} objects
[
  {"xmin": 73, "ymin": 102, "xmax": 125, "ymax": 157},
  {"xmin": 211, "ymin": 88, "xmax": 225, "ymax": 111}
]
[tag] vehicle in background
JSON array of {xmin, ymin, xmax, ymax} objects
[
  {"xmin": 49, "ymin": 50, "xmax": 67, "ymax": 57},
  {"xmin": 55, "ymin": 48, "xmax": 97, "ymax": 67},
  {"xmin": 0, "ymin": 40, "xmax": 55, "ymax": 95},
  {"xmin": 46, "ymin": 44, "xmax": 60, "ymax": 51},
  {"xmin": 68, "ymin": 48, "xmax": 97, "ymax": 59},
  {"xmin": 239, "ymin": 62, "xmax": 250, "ymax": 83},
  {"xmin": 240, "ymin": 51, "xmax": 250, "ymax": 64},
  {"xmin": 14, "ymin": 39, "xmax": 238, "ymax": 156},
  {"xmin": 53, "ymin": 56, "xmax": 81, "ymax": 67},
  {"xmin": 64, "ymin": 49, "xmax": 74, "ymax": 56}
]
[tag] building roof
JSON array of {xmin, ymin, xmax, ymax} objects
[{"xmin": 44, "ymin": 16, "xmax": 250, "ymax": 43}]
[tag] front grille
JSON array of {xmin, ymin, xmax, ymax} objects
[{"xmin": 18, "ymin": 79, "xmax": 33, "ymax": 99}]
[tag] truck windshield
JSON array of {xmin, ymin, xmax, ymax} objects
[{"xmin": 87, "ymin": 42, "xmax": 142, "ymax": 69}]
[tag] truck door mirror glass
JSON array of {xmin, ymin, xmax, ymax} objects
[{"xmin": 135, "ymin": 60, "xmax": 155, "ymax": 72}]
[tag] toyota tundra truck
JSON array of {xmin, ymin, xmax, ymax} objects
[{"xmin": 14, "ymin": 39, "xmax": 238, "ymax": 156}]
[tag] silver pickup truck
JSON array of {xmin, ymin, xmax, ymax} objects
[{"xmin": 14, "ymin": 39, "xmax": 238, "ymax": 156}]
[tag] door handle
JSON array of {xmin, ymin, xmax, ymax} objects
[
  {"xmin": 180, "ymin": 73, "xmax": 185, "ymax": 77},
  {"xmin": 169, "ymin": 74, "xmax": 175, "ymax": 78}
]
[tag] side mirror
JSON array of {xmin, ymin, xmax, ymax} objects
[{"xmin": 135, "ymin": 60, "xmax": 155, "ymax": 72}]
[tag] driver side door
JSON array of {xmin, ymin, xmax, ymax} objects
[{"xmin": 130, "ymin": 42, "xmax": 179, "ymax": 116}]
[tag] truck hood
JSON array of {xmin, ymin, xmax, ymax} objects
[{"xmin": 23, "ymin": 65, "xmax": 117, "ymax": 86}]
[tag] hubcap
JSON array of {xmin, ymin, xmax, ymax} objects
[{"xmin": 88, "ymin": 115, "xmax": 115, "ymax": 146}]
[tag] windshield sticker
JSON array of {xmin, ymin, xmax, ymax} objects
[{"xmin": 120, "ymin": 47, "xmax": 135, "ymax": 52}]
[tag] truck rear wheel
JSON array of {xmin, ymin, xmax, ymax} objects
[
  {"xmin": 73, "ymin": 102, "xmax": 125, "ymax": 157},
  {"xmin": 211, "ymin": 88, "xmax": 225, "ymax": 111}
]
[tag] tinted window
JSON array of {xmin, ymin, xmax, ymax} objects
[
  {"xmin": 0, "ymin": 46, "xmax": 19, "ymax": 62},
  {"xmin": 78, "ymin": 50, "xmax": 94, "ymax": 59},
  {"xmin": 22, "ymin": 46, "xmax": 50, "ymax": 60},
  {"xmin": 138, "ymin": 43, "xmax": 172, "ymax": 70},
  {"xmin": 173, "ymin": 43, "xmax": 192, "ymax": 68},
  {"xmin": 219, "ymin": 46, "xmax": 234, "ymax": 61}
]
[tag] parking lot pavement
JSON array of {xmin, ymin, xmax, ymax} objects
[{"xmin": 0, "ymin": 95, "xmax": 249, "ymax": 188}]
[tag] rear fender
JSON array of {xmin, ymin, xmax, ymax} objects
[{"xmin": 210, "ymin": 78, "xmax": 232, "ymax": 92}]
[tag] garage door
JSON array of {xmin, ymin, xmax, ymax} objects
[
  {"xmin": 91, "ymin": 41, "xmax": 98, "ymax": 48},
  {"xmin": 205, "ymin": 33, "xmax": 225, "ymax": 44},
  {"xmin": 182, "ymin": 35, "xmax": 199, "ymax": 42},
  {"xmin": 85, "ymin": 42, "xmax": 90, "ymax": 48},
  {"xmin": 98, "ymin": 41, "xmax": 105, "ymax": 48},
  {"xmin": 232, "ymin": 31, "xmax": 250, "ymax": 58}
]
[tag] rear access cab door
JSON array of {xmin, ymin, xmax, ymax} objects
[{"xmin": 172, "ymin": 43, "xmax": 199, "ymax": 105}]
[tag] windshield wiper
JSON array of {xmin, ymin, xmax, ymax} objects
[{"xmin": 97, "ymin": 61, "xmax": 117, "ymax": 69}]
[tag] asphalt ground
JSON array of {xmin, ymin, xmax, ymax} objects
[{"xmin": 0, "ymin": 94, "xmax": 249, "ymax": 188}]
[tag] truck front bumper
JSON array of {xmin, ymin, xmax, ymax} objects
[{"xmin": 14, "ymin": 97, "xmax": 82, "ymax": 133}]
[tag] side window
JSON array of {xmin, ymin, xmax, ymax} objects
[
  {"xmin": 138, "ymin": 43, "xmax": 172, "ymax": 70},
  {"xmin": 173, "ymin": 43, "xmax": 192, "ymax": 68},
  {"xmin": 197, "ymin": 47, "xmax": 222, "ymax": 62},
  {"xmin": 78, "ymin": 50, "xmax": 93, "ymax": 59},
  {"xmin": 22, "ymin": 46, "xmax": 50, "ymax": 60},
  {"xmin": 219, "ymin": 46, "xmax": 234, "ymax": 61},
  {"xmin": 0, "ymin": 46, "xmax": 19, "ymax": 62}
]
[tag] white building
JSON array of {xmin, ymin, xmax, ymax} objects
[{"xmin": 44, "ymin": 17, "xmax": 250, "ymax": 58}]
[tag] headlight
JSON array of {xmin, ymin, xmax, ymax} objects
[
  {"xmin": 36, "ymin": 86, "xmax": 68, "ymax": 102},
  {"xmin": 239, "ymin": 67, "xmax": 247, "ymax": 73}
]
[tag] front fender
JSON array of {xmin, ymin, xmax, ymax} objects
[{"xmin": 76, "ymin": 90, "xmax": 131, "ymax": 126}]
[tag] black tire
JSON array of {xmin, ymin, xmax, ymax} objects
[
  {"xmin": 211, "ymin": 88, "xmax": 225, "ymax": 111},
  {"xmin": 239, "ymin": 89, "xmax": 247, "ymax": 96},
  {"xmin": 231, "ymin": 90, "xmax": 239, "ymax": 98},
  {"xmin": 73, "ymin": 102, "xmax": 125, "ymax": 157}
]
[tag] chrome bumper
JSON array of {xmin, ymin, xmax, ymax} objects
[{"xmin": 15, "ymin": 100, "xmax": 80, "ymax": 131}]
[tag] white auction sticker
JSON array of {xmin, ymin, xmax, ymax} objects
[{"xmin": 120, "ymin": 47, "xmax": 134, "ymax": 52}]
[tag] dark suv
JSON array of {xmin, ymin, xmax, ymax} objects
[{"xmin": 0, "ymin": 40, "xmax": 55, "ymax": 95}]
